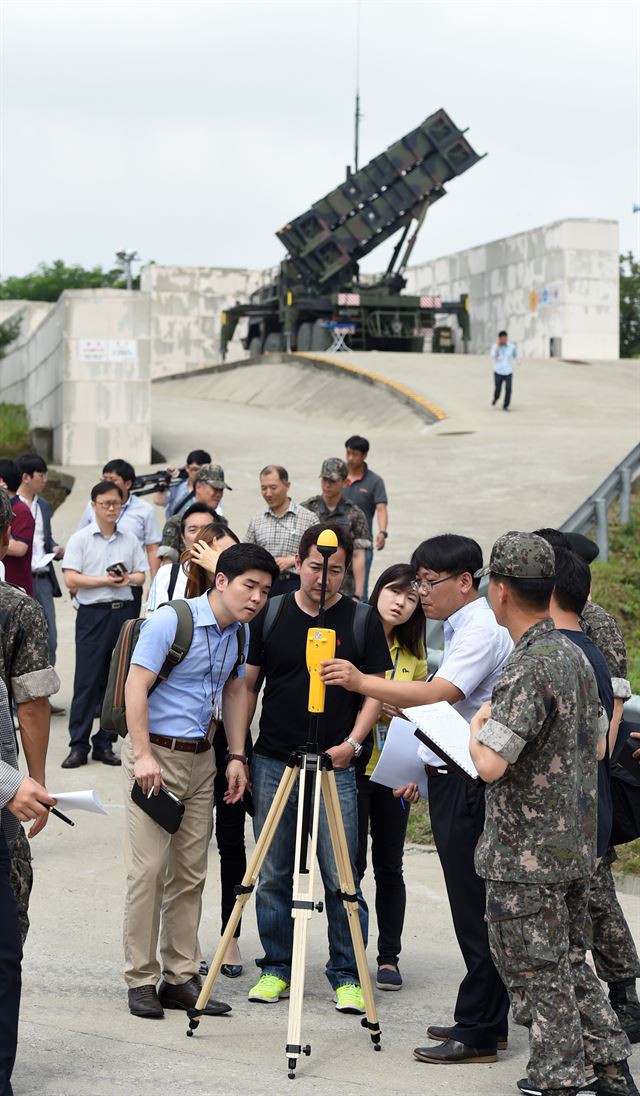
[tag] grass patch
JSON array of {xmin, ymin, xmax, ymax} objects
[
  {"xmin": 406, "ymin": 798, "xmax": 434, "ymax": 844},
  {"xmin": 614, "ymin": 839, "xmax": 640, "ymax": 877},
  {"xmin": 0, "ymin": 403, "xmax": 29, "ymax": 458},
  {"xmin": 589, "ymin": 478, "xmax": 640, "ymax": 693}
]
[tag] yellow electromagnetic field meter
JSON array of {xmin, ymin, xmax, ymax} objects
[
  {"xmin": 306, "ymin": 528, "xmax": 339, "ymax": 714},
  {"xmin": 306, "ymin": 625, "xmax": 336, "ymax": 712}
]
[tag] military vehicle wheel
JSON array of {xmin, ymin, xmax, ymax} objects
[
  {"xmin": 248, "ymin": 337, "xmax": 263, "ymax": 357},
  {"xmin": 264, "ymin": 333, "xmax": 284, "ymax": 352},
  {"xmin": 296, "ymin": 322, "xmax": 312, "ymax": 352},
  {"xmin": 310, "ymin": 320, "xmax": 332, "ymax": 351}
]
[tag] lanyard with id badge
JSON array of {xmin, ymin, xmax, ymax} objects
[{"xmin": 374, "ymin": 647, "xmax": 400, "ymax": 753}]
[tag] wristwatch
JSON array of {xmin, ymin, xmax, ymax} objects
[
  {"xmin": 226, "ymin": 753, "xmax": 249, "ymax": 764},
  {"xmin": 344, "ymin": 736, "xmax": 363, "ymax": 758},
  {"xmin": 380, "ymin": 531, "xmax": 388, "ymax": 539}
]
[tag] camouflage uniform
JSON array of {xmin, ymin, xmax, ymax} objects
[
  {"xmin": 0, "ymin": 579, "xmax": 60, "ymax": 941},
  {"xmin": 581, "ymin": 600, "xmax": 631, "ymax": 700},
  {"xmin": 474, "ymin": 532, "xmax": 631, "ymax": 1094},
  {"xmin": 301, "ymin": 459, "xmax": 371, "ymax": 598}
]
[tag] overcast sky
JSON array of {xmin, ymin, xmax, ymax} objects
[{"xmin": 1, "ymin": 0, "xmax": 638, "ymax": 279}]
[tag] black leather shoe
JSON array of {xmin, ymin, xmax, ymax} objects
[
  {"xmin": 427, "ymin": 1024, "xmax": 508, "ymax": 1051},
  {"xmin": 92, "ymin": 748, "xmax": 121, "ymax": 766},
  {"xmin": 221, "ymin": 963, "xmax": 243, "ymax": 979},
  {"xmin": 128, "ymin": 985, "xmax": 164, "ymax": 1019},
  {"xmin": 413, "ymin": 1038, "xmax": 497, "ymax": 1064},
  {"xmin": 61, "ymin": 748, "xmax": 88, "ymax": 769},
  {"xmin": 157, "ymin": 976, "xmax": 231, "ymax": 1016}
]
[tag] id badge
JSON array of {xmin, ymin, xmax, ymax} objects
[{"xmin": 374, "ymin": 722, "xmax": 388, "ymax": 753}]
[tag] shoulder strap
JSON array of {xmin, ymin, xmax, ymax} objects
[
  {"xmin": 167, "ymin": 562, "xmax": 181, "ymax": 600},
  {"xmin": 231, "ymin": 624, "xmax": 246, "ymax": 679},
  {"xmin": 151, "ymin": 600, "xmax": 194, "ymax": 691},
  {"xmin": 352, "ymin": 600, "xmax": 373, "ymax": 666},
  {"xmin": 262, "ymin": 593, "xmax": 287, "ymax": 645}
]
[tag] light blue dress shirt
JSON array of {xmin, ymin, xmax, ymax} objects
[
  {"xmin": 490, "ymin": 342, "xmax": 520, "ymax": 376},
  {"xmin": 62, "ymin": 523, "xmax": 147, "ymax": 605},
  {"xmin": 131, "ymin": 591, "xmax": 248, "ymax": 739}
]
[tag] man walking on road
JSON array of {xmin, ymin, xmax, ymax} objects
[{"xmin": 491, "ymin": 330, "xmax": 520, "ymax": 411}]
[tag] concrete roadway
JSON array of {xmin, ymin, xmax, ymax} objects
[{"xmin": 13, "ymin": 350, "xmax": 640, "ymax": 1094}]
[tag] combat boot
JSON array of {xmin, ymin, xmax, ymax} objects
[
  {"xmin": 608, "ymin": 979, "xmax": 640, "ymax": 1043},
  {"xmin": 596, "ymin": 1058, "xmax": 639, "ymax": 1096}
]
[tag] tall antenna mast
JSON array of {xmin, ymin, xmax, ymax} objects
[{"xmin": 354, "ymin": 0, "xmax": 362, "ymax": 171}]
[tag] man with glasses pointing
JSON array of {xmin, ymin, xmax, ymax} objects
[
  {"xmin": 61, "ymin": 480, "xmax": 146, "ymax": 769},
  {"xmin": 320, "ymin": 534, "xmax": 513, "ymax": 1066}
]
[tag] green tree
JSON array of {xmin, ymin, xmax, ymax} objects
[
  {"xmin": 0, "ymin": 259, "xmax": 139, "ymax": 302},
  {"xmin": 0, "ymin": 315, "xmax": 22, "ymax": 359},
  {"xmin": 620, "ymin": 251, "xmax": 640, "ymax": 358}
]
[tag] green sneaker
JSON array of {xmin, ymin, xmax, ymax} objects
[
  {"xmin": 248, "ymin": 974, "xmax": 290, "ymax": 1003},
  {"xmin": 334, "ymin": 983, "xmax": 365, "ymax": 1014}
]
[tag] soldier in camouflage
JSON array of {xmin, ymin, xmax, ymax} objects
[
  {"xmin": 157, "ymin": 465, "xmax": 229, "ymax": 564},
  {"xmin": 534, "ymin": 529, "xmax": 640, "ymax": 1045},
  {"xmin": 470, "ymin": 532, "xmax": 635, "ymax": 1096},
  {"xmin": 0, "ymin": 487, "xmax": 60, "ymax": 942},
  {"xmin": 301, "ymin": 458, "xmax": 371, "ymax": 599}
]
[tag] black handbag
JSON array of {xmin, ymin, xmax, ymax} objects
[{"xmin": 610, "ymin": 721, "xmax": 640, "ymax": 846}]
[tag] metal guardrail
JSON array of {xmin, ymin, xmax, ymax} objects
[{"xmin": 560, "ymin": 443, "xmax": 640, "ymax": 562}]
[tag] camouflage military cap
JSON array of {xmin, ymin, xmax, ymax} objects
[
  {"xmin": 475, "ymin": 531, "xmax": 555, "ymax": 579},
  {"xmin": 196, "ymin": 464, "xmax": 231, "ymax": 491},
  {"xmin": 320, "ymin": 458, "xmax": 348, "ymax": 482}
]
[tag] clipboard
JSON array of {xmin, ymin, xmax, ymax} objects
[{"xmin": 404, "ymin": 701, "xmax": 480, "ymax": 786}]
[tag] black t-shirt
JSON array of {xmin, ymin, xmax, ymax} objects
[
  {"xmin": 560, "ymin": 628, "xmax": 614, "ymax": 857},
  {"xmin": 248, "ymin": 593, "xmax": 392, "ymax": 761}
]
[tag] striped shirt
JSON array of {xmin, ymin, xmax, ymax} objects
[
  {"xmin": 0, "ymin": 678, "xmax": 22, "ymax": 842},
  {"xmin": 244, "ymin": 502, "xmax": 317, "ymax": 575}
]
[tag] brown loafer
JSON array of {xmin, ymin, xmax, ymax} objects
[
  {"xmin": 128, "ymin": 985, "xmax": 164, "ymax": 1019},
  {"xmin": 157, "ymin": 976, "xmax": 231, "ymax": 1017},
  {"xmin": 427, "ymin": 1024, "xmax": 508, "ymax": 1051},
  {"xmin": 414, "ymin": 1038, "xmax": 497, "ymax": 1064}
]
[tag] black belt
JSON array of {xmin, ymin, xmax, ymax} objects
[
  {"xmin": 149, "ymin": 733, "xmax": 211, "ymax": 754},
  {"xmin": 82, "ymin": 601, "xmax": 130, "ymax": 610},
  {"xmin": 425, "ymin": 764, "xmax": 451, "ymax": 777}
]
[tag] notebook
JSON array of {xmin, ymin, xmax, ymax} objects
[{"xmin": 403, "ymin": 701, "xmax": 479, "ymax": 785}]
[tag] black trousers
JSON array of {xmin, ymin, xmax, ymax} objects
[
  {"xmin": 428, "ymin": 771, "xmax": 509, "ymax": 1048},
  {"xmin": 493, "ymin": 372, "xmax": 512, "ymax": 408},
  {"xmin": 68, "ymin": 602, "xmax": 137, "ymax": 753},
  {"xmin": 212, "ymin": 724, "xmax": 251, "ymax": 939},
  {"xmin": 356, "ymin": 772, "xmax": 409, "ymax": 967},
  {"xmin": 0, "ymin": 832, "xmax": 21, "ymax": 1096}
]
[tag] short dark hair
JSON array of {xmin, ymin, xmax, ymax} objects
[
  {"xmin": 552, "ymin": 547, "xmax": 590, "ymax": 615},
  {"xmin": 369, "ymin": 563, "xmax": 425, "ymax": 660},
  {"xmin": 17, "ymin": 452, "xmax": 47, "ymax": 477},
  {"xmin": 102, "ymin": 458, "xmax": 135, "ymax": 484},
  {"xmin": 260, "ymin": 465, "xmax": 289, "ymax": 482},
  {"xmin": 186, "ymin": 449, "xmax": 211, "ymax": 465},
  {"xmin": 496, "ymin": 574, "xmax": 554, "ymax": 611},
  {"xmin": 0, "ymin": 488, "xmax": 13, "ymax": 535},
  {"xmin": 533, "ymin": 527, "xmax": 571, "ymax": 550},
  {"xmin": 498, "ymin": 330, "xmax": 508, "ymax": 338},
  {"xmin": 297, "ymin": 522, "xmax": 354, "ymax": 568},
  {"xmin": 180, "ymin": 502, "xmax": 221, "ymax": 534},
  {"xmin": 411, "ymin": 534, "xmax": 483, "ymax": 591},
  {"xmin": 215, "ymin": 543, "xmax": 279, "ymax": 583},
  {"xmin": 0, "ymin": 460, "xmax": 20, "ymax": 493},
  {"xmin": 344, "ymin": 435, "xmax": 369, "ymax": 454},
  {"xmin": 91, "ymin": 480, "xmax": 124, "ymax": 502}
]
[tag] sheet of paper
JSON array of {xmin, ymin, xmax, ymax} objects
[
  {"xmin": 403, "ymin": 701, "xmax": 479, "ymax": 781},
  {"xmin": 33, "ymin": 552, "xmax": 55, "ymax": 570},
  {"xmin": 49, "ymin": 790, "xmax": 108, "ymax": 816},
  {"xmin": 369, "ymin": 717, "xmax": 429, "ymax": 799}
]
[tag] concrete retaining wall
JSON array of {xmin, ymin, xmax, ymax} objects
[
  {"xmin": 0, "ymin": 289, "xmax": 151, "ymax": 466},
  {"xmin": 405, "ymin": 218, "xmax": 619, "ymax": 359}
]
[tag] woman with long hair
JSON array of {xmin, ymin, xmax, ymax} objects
[{"xmin": 357, "ymin": 563, "xmax": 426, "ymax": 992}]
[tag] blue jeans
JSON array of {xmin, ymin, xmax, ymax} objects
[{"xmin": 252, "ymin": 754, "xmax": 368, "ymax": 990}]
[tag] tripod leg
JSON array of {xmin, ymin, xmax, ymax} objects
[
  {"xmin": 187, "ymin": 761, "xmax": 300, "ymax": 1035},
  {"xmin": 321, "ymin": 769, "xmax": 381, "ymax": 1051},
  {"xmin": 285, "ymin": 755, "xmax": 323, "ymax": 1078}
]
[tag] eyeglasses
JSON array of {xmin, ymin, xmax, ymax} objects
[
  {"xmin": 413, "ymin": 575, "xmax": 456, "ymax": 593},
  {"xmin": 95, "ymin": 500, "xmax": 122, "ymax": 510}
]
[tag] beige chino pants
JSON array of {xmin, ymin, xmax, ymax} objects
[{"xmin": 122, "ymin": 735, "xmax": 215, "ymax": 988}]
